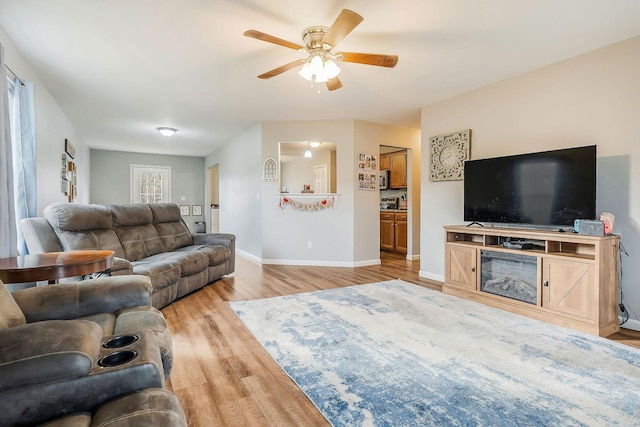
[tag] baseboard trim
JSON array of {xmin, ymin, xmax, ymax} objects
[
  {"xmin": 419, "ymin": 270, "xmax": 444, "ymax": 282},
  {"xmin": 236, "ymin": 250, "xmax": 262, "ymax": 264},
  {"xmin": 620, "ymin": 317, "xmax": 640, "ymax": 332},
  {"xmin": 406, "ymin": 254, "xmax": 420, "ymax": 261},
  {"xmin": 237, "ymin": 251, "xmax": 384, "ymax": 267},
  {"xmin": 262, "ymin": 258, "xmax": 381, "ymax": 267}
]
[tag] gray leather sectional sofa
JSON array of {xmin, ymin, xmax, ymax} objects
[{"xmin": 21, "ymin": 202, "xmax": 235, "ymax": 309}]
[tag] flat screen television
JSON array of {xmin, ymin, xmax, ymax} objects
[{"xmin": 464, "ymin": 145, "xmax": 596, "ymax": 227}]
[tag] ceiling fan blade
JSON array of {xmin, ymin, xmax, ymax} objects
[
  {"xmin": 322, "ymin": 9, "xmax": 363, "ymax": 48},
  {"xmin": 326, "ymin": 77, "xmax": 343, "ymax": 91},
  {"xmin": 257, "ymin": 60, "xmax": 304, "ymax": 79},
  {"xmin": 243, "ymin": 30, "xmax": 303, "ymax": 51},
  {"xmin": 338, "ymin": 52, "xmax": 398, "ymax": 68}
]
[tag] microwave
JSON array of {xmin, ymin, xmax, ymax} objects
[{"xmin": 379, "ymin": 170, "xmax": 389, "ymax": 190}]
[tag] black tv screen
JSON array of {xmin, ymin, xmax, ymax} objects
[{"xmin": 464, "ymin": 145, "xmax": 596, "ymax": 227}]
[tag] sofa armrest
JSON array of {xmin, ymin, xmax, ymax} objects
[
  {"xmin": 192, "ymin": 233, "xmax": 235, "ymax": 248},
  {"xmin": 192, "ymin": 233, "xmax": 235, "ymax": 274},
  {"xmin": 0, "ymin": 319, "xmax": 102, "ymax": 392},
  {"xmin": 20, "ymin": 217, "xmax": 64, "ymax": 254},
  {"xmin": 11, "ymin": 275, "xmax": 153, "ymax": 322},
  {"xmin": 111, "ymin": 256, "xmax": 133, "ymax": 275}
]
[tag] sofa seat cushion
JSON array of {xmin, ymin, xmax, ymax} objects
[
  {"xmin": 130, "ymin": 261, "xmax": 180, "ymax": 292},
  {"xmin": 175, "ymin": 244, "xmax": 231, "ymax": 267},
  {"xmin": 0, "ymin": 320, "xmax": 102, "ymax": 392},
  {"xmin": 143, "ymin": 251, "xmax": 209, "ymax": 277}
]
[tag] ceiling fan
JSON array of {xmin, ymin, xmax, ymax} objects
[{"xmin": 244, "ymin": 9, "xmax": 398, "ymax": 91}]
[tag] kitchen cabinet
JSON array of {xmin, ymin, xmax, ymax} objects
[
  {"xmin": 380, "ymin": 212, "xmax": 395, "ymax": 251},
  {"xmin": 394, "ymin": 213, "xmax": 408, "ymax": 252},
  {"xmin": 442, "ymin": 225, "xmax": 620, "ymax": 336},
  {"xmin": 380, "ymin": 151, "xmax": 407, "ymax": 188},
  {"xmin": 389, "ymin": 152, "xmax": 407, "ymax": 188},
  {"xmin": 380, "ymin": 211, "xmax": 407, "ymax": 254},
  {"xmin": 380, "ymin": 154, "xmax": 391, "ymax": 170}
]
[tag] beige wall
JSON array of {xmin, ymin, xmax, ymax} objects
[
  {"xmin": 355, "ymin": 121, "xmax": 421, "ymax": 258},
  {"xmin": 419, "ymin": 36, "xmax": 640, "ymax": 328}
]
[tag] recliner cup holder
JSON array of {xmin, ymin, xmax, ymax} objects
[
  {"xmin": 103, "ymin": 334, "xmax": 139, "ymax": 349},
  {"xmin": 98, "ymin": 350, "xmax": 138, "ymax": 367}
]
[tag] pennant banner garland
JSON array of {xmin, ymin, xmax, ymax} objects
[{"xmin": 279, "ymin": 195, "xmax": 335, "ymax": 212}]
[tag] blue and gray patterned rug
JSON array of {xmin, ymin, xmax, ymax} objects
[{"xmin": 230, "ymin": 279, "xmax": 640, "ymax": 426}]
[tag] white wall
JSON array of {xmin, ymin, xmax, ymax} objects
[
  {"xmin": 204, "ymin": 119, "xmax": 419, "ymax": 266},
  {"xmin": 1, "ymin": 27, "xmax": 88, "ymax": 213},
  {"xmin": 419, "ymin": 36, "xmax": 640, "ymax": 327},
  {"xmin": 261, "ymin": 120, "xmax": 357, "ymax": 265},
  {"xmin": 204, "ymin": 124, "xmax": 263, "ymax": 259}
]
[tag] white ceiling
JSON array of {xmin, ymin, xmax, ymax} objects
[{"xmin": 1, "ymin": 0, "xmax": 639, "ymax": 157}]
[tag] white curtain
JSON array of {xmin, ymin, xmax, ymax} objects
[
  {"xmin": 0, "ymin": 44, "xmax": 17, "ymax": 258},
  {"xmin": 9, "ymin": 76, "xmax": 37, "ymax": 255}
]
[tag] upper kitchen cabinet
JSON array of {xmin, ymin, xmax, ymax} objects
[{"xmin": 388, "ymin": 151, "xmax": 407, "ymax": 189}]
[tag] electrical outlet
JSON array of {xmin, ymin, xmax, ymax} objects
[{"xmin": 307, "ymin": 241, "xmax": 312, "ymax": 249}]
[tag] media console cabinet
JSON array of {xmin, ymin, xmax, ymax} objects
[{"xmin": 443, "ymin": 225, "xmax": 620, "ymax": 336}]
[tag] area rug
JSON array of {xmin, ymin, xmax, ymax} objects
[{"xmin": 229, "ymin": 279, "xmax": 640, "ymax": 426}]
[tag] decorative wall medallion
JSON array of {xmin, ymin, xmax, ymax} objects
[{"xmin": 429, "ymin": 129, "xmax": 471, "ymax": 181}]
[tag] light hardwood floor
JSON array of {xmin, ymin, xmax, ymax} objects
[{"xmin": 162, "ymin": 251, "xmax": 640, "ymax": 426}]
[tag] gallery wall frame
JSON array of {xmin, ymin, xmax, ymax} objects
[{"xmin": 356, "ymin": 152, "xmax": 378, "ymax": 191}]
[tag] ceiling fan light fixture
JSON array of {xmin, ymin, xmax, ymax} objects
[
  {"xmin": 324, "ymin": 59, "xmax": 340, "ymax": 79},
  {"xmin": 304, "ymin": 142, "xmax": 313, "ymax": 158},
  {"xmin": 310, "ymin": 53, "xmax": 328, "ymax": 82},
  {"xmin": 309, "ymin": 141, "xmax": 321, "ymax": 148},
  {"xmin": 298, "ymin": 52, "xmax": 339, "ymax": 83},
  {"xmin": 157, "ymin": 127, "xmax": 178, "ymax": 137},
  {"xmin": 298, "ymin": 62, "xmax": 313, "ymax": 81}
]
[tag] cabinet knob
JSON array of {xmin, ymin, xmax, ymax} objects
[
  {"xmin": 543, "ymin": 280, "xmax": 549, "ymax": 287},
  {"xmin": 471, "ymin": 267, "xmax": 476, "ymax": 272}
]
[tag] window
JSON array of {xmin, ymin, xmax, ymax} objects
[{"xmin": 130, "ymin": 165, "xmax": 171, "ymax": 203}]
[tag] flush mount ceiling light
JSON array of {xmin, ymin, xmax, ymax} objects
[
  {"xmin": 157, "ymin": 127, "xmax": 178, "ymax": 137},
  {"xmin": 304, "ymin": 142, "xmax": 313, "ymax": 158},
  {"xmin": 309, "ymin": 141, "xmax": 322, "ymax": 148}
]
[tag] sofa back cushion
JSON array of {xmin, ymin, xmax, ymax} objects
[
  {"xmin": 109, "ymin": 204, "xmax": 165, "ymax": 261},
  {"xmin": 43, "ymin": 203, "xmax": 125, "ymax": 258},
  {"xmin": 0, "ymin": 281, "xmax": 26, "ymax": 331},
  {"xmin": 148, "ymin": 203, "xmax": 194, "ymax": 251}
]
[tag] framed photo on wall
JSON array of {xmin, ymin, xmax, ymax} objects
[
  {"xmin": 65, "ymin": 139, "xmax": 76, "ymax": 159},
  {"xmin": 180, "ymin": 205, "xmax": 190, "ymax": 216},
  {"xmin": 192, "ymin": 205, "xmax": 202, "ymax": 216},
  {"xmin": 356, "ymin": 152, "xmax": 378, "ymax": 191}
]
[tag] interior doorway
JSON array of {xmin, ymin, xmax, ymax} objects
[
  {"xmin": 208, "ymin": 164, "xmax": 220, "ymax": 233},
  {"xmin": 379, "ymin": 145, "xmax": 418, "ymax": 260}
]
